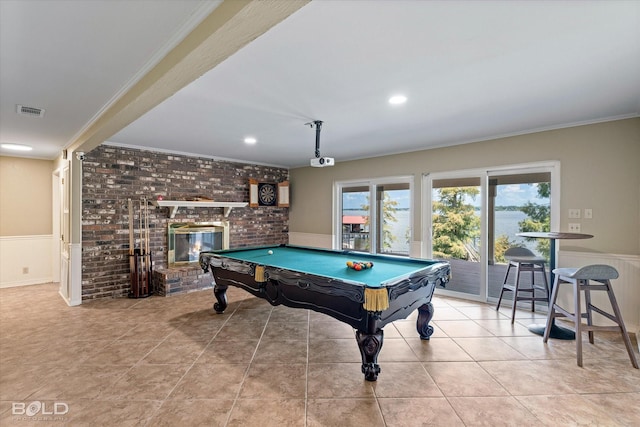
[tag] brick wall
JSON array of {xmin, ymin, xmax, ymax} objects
[{"xmin": 81, "ymin": 145, "xmax": 289, "ymax": 301}]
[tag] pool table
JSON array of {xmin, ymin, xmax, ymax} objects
[{"xmin": 199, "ymin": 244, "xmax": 450, "ymax": 381}]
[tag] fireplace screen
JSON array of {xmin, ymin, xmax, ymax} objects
[{"xmin": 168, "ymin": 222, "xmax": 229, "ymax": 266}]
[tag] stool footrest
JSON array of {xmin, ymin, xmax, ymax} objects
[
  {"xmin": 581, "ymin": 325, "xmax": 622, "ymax": 333},
  {"xmin": 588, "ymin": 305, "xmax": 619, "ymax": 323},
  {"xmin": 551, "ymin": 305, "xmax": 572, "ymax": 319}
]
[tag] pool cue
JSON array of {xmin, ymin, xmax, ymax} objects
[
  {"xmin": 145, "ymin": 197, "xmax": 150, "ymax": 256},
  {"xmin": 128, "ymin": 198, "xmax": 136, "ymax": 297},
  {"xmin": 138, "ymin": 199, "xmax": 143, "ymax": 253},
  {"xmin": 128, "ymin": 199, "xmax": 134, "ymax": 256},
  {"xmin": 143, "ymin": 197, "xmax": 150, "ymax": 295},
  {"xmin": 139, "ymin": 199, "xmax": 146, "ymax": 296}
]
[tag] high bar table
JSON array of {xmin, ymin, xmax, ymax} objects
[{"xmin": 516, "ymin": 231, "xmax": 594, "ymax": 340}]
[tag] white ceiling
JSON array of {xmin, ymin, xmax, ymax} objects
[
  {"xmin": 2, "ymin": 1, "xmax": 639, "ymax": 168},
  {"xmin": 0, "ymin": 0, "xmax": 221, "ymax": 159}
]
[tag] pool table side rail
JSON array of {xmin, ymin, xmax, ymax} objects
[
  {"xmin": 199, "ymin": 245, "xmax": 451, "ymax": 309},
  {"xmin": 203, "ymin": 255, "xmax": 367, "ymax": 304},
  {"xmin": 200, "ymin": 244, "xmax": 448, "ymax": 287}
]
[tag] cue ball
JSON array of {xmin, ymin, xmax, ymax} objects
[{"xmin": 268, "ymin": 250, "xmax": 273, "ymax": 255}]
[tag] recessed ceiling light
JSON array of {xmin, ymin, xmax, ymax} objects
[
  {"xmin": 388, "ymin": 95, "xmax": 407, "ymax": 105},
  {"xmin": 1, "ymin": 143, "xmax": 33, "ymax": 151},
  {"xmin": 244, "ymin": 137, "xmax": 257, "ymax": 144}
]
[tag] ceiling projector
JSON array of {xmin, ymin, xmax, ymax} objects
[{"xmin": 310, "ymin": 157, "xmax": 335, "ymax": 167}]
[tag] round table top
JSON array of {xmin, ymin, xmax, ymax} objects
[{"xmin": 517, "ymin": 231, "xmax": 594, "ymax": 240}]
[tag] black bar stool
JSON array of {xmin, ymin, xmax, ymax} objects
[
  {"xmin": 496, "ymin": 247, "xmax": 549, "ymax": 324},
  {"xmin": 543, "ymin": 265, "xmax": 638, "ymax": 368}
]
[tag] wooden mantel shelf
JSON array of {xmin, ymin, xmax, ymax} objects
[{"xmin": 151, "ymin": 200, "xmax": 247, "ymax": 218}]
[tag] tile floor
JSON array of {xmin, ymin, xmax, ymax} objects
[{"xmin": 1, "ymin": 282, "xmax": 638, "ymax": 426}]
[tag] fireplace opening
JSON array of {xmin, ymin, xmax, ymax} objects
[{"xmin": 168, "ymin": 222, "xmax": 229, "ymax": 266}]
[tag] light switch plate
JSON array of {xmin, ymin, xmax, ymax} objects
[{"xmin": 569, "ymin": 209, "xmax": 581, "ymax": 219}]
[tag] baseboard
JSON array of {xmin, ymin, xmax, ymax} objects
[{"xmin": 0, "ymin": 278, "xmax": 53, "ymax": 289}]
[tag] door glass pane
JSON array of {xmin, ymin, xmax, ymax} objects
[
  {"xmin": 488, "ymin": 173, "xmax": 551, "ymax": 299},
  {"xmin": 377, "ymin": 184, "xmax": 410, "ymax": 256},
  {"xmin": 432, "ymin": 177, "xmax": 481, "ymax": 296},
  {"xmin": 341, "ymin": 186, "xmax": 370, "ymax": 251}
]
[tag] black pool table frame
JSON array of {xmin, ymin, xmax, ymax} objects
[{"xmin": 200, "ymin": 245, "xmax": 450, "ymax": 381}]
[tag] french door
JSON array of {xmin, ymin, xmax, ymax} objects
[
  {"xmin": 486, "ymin": 170, "xmax": 552, "ymax": 300},
  {"xmin": 424, "ymin": 162, "xmax": 558, "ymax": 302},
  {"xmin": 428, "ymin": 173, "xmax": 484, "ymax": 299}
]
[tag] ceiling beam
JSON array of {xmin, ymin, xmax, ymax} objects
[{"xmin": 67, "ymin": 0, "xmax": 309, "ymax": 155}]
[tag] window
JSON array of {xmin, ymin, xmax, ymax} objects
[{"xmin": 336, "ymin": 177, "xmax": 412, "ymax": 256}]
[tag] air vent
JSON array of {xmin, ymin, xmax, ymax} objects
[{"xmin": 16, "ymin": 104, "xmax": 45, "ymax": 118}]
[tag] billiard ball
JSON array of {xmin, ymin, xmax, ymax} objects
[{"xmin": 267, "ymin": 250, "xmax": 273, "ymax": 255}]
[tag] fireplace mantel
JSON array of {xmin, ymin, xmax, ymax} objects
[{"xmin": 151, "ymin": 200, "xmax": 247, "ymax": 218}]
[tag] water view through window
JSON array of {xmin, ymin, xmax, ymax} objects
[
  {"xmin": 430, "ymin": 172, "xmax": 551, "ymax": 299},
  {"xmin": 341, "ymin": 183, "xmax": 411, "ymax": 256}
]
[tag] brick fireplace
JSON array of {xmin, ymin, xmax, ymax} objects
[{"xmin": 81, "ymin": 145, "xmax": 289, "ymax": 300}]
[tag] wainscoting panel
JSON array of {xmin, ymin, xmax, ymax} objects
[
  {"xmin": 558, "ymin": 251, "xmax": 639, "ymax": 341},
  {"xmin": 0, "ymin": 235, "xmax": 53, "ymax": 287},
  {"xmin": 288, "ymin": 232, "xmax": 333, "ymax": 249}
]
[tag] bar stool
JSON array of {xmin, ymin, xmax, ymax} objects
[
  {"xmin": 543, "ymin": 265, "xmax": 638, "ymax": 368},
  {"xmin": 496, "ymin": 247, "xmax": 549, "ymax": 324}
]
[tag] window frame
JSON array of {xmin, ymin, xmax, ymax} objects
[{"xmin": 334, "ymin": 175, "xmax": 414, "ymax": 255}]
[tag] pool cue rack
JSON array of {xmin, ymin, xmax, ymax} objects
[{"xmin": 128, "ymin": 197, "xmax": 152, "ymax": 298}]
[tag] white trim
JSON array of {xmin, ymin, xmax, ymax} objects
[
  {"xmin": 0, "ymin": 235, "xmax": 54, "ymax": 240},
  {"xmin": 334, "ymin": 175, "xmax": 414, "ymax": 255},
  {"xmin": 1, "ymin": 280, "xmax": 53, "ymax": 288},
  {"xmin": 421, "ymin": 173, "xmax": 431, "ymax": 259},
  {"xmin": 52, "ymin": 169, "xmax": 61, "ymax": 283},
  {"xmin": 409, "ymin": 241, "xmax": 422, "ymax": 258},
  {"xmin": 423, "ymin": 161, "xmax": 560, "ymax": 302},
  {"xmin": 59, "ymin": 248, "xmax": 70, "ymax": 302},
  {"xmin": 68, "ymin": 243, "xmax": 82, "ymax": 306}
]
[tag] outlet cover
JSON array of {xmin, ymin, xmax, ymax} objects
[{"xmin": 568, "ymin": 223, "xmax": 581, "ymax": 232}]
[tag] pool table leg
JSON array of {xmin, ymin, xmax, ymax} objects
[
  {"xmin": 355, "ymin": 329, "xmax": 384, "ymax": 381},
  {"xmin": 213, "ymin": 284, "xmax": 228, "ymax": 313},
  {"xmin": 416, "ymin": 302, "xmax": 435, "ymax": 340}
]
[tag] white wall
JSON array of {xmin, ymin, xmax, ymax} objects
[{"xmin": 0, "ymin": 235, "xmax": 53, "ymax": 287}]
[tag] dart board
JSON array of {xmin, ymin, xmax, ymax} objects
[{"xmin": 258, "ymin": 183, "xmax": 277, "ymax": 206}]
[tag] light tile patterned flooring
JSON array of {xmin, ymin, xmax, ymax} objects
[{"xmin": 1, "ymin": 282, "xmax": 638, "ymax": 426}]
